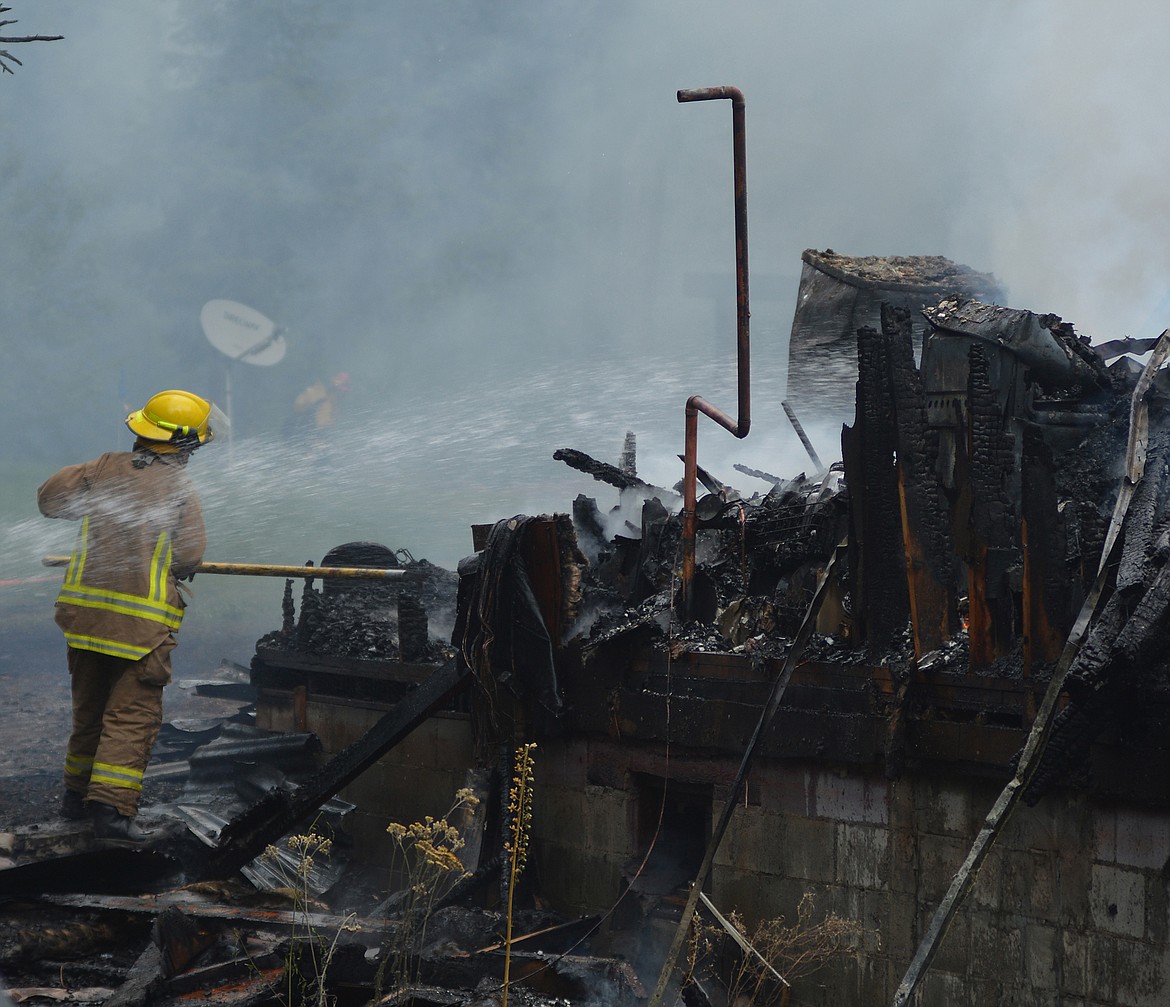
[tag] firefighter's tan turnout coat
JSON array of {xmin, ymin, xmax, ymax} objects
[{"xmin": 38, "ymin": 448, "xmax": 206, "ymax": 815}]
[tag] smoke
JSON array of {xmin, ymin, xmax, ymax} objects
[{"xmin": 5, "ymin": 1, "xmax": 1170, "ymax": 579}]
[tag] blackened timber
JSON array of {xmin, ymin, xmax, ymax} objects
[
  {"xmin": 733, "ymin": 462, "xmax": 782, "ymax": 486},
  {"xmin": 197, "ymin": 658, "xmax": 469, "ymax": 880},
  {"xmin": 1020, "ymin": 424, "xmax": 1069, "ymax": 672},
  {"xmin": 883, "ymin": 303, "xmax": 957, "ymax": 656},
  {"xmin": 1114, "ymin": 428, "xmax": 1170, "ymax": 597},
  {"xmin": 553, "ymin": 447, "xmax": 670, "ymax": 498},
  {"xmin": 846, "ymin": 324, "xmax": 910, "ymax": 654},
  {"xmin": 965, "ymin": 343, "xmax": 1018, "ymax": 667}
]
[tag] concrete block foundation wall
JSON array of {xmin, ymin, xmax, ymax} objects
[{"xmin": 532, "ymin": 737, "xmax": 1170, "ymax": 1007}]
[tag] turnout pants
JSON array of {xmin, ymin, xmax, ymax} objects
[{"xmin": 62, "ymin": 637, "xmax": 174, "ymax": 817}]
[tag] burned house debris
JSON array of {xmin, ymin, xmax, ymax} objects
[
  {"xmin": 6, "ymin": 78, "xmax": 1170, "ymax": 1003},
  {"xmin": 6, "ymin": 258, "xmax": 1170, "ymax": 1005}
]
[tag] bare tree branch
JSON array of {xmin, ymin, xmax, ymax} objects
[{"xmin": 0, "ymin": 4, "xmax": 62, "ymax": 74}]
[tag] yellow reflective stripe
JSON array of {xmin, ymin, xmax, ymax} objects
[
  {"xmin": 64, "ymin": 633, "xmax": 152, "ymax": 660},
  {"xmin": 57, "ymin": 585, "xmax": 183, "ymax": 625},
  {"xmin": 65, "ymin": 752, "xmax": 94, "ymax": 778},
  {"xmin": 64, "ymin": 516, "xmax": 88, "ymax": 587},
  {"xmin": 149, "ymin": 532, "xmax": 171, "ymax": 604},
  {"xmin": 90, "ymin": 761, "xmax": 144, "ymax": 792}
]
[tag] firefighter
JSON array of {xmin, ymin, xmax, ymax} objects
[
  {"xmin": 293, "ymin": 371, "xmax": 351, "ymax": 430},
  {"xmin": 37, "ymin": 389, "xmax": 224, "ymax": 846}
]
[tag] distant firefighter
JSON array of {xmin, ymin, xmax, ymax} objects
[{"xmin": 294, "ymin": 371, "xmax": 352, "ymax": 430}]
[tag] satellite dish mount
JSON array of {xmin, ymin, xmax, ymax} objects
[{"xmin": 200, "ymin": 299, "xmax": 287, "ymax": 443}]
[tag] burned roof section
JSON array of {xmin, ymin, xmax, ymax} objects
[
  {"xmin": 801, "ymin": 248, "xmax": 1003, "ymax": 296},
  {"xmin": 923, "ymin": 295, "xmax": 1112, "ymax": 395},
  {"xmin": 786, "ymin": 248, "xmax": 1007, "ymax": 426}
]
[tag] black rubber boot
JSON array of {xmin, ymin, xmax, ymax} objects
[
  {"xmin": 60, "ymin": 789, "xmax": 87, "ymax": 821},
  {"xmin": 90, "ymin": 802, "xmax": 156, "ymax": 848}
]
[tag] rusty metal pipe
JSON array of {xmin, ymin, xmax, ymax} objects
[{"xmin": 677, "ymin": 86, "xmax": 750, "ymax": 614}]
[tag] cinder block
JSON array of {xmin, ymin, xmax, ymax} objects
[
  {"xmin": 575, "ymin": 852, "xmax": 624, "ymax": 910},
  {"xmin": 917, "ymin": 903, "xmax": 969, "ymax": 977},
  {"xmin": 755, "ymin": 761, "xmax": 811, "ymax": 816},
  {"xmin": 1146, "ymin": 868, "xmax": 1169, "ymax": 946},
  {"xmin": 715, "ymin": 803, "xmax": 776, "ymax": 876},
  {"xmin": 1025, "ymin": 922, "xmax": 1059, "ymax": 992},
  {"xmin": 774, "ymin": 813, "xmax": 836, "ymax": 883},
  {"xmin": 917, "ymin": 833, "xmax": 967, "ymax": 905},
  {"xmin": 1094, "ymin": 804, "xmax": 1117, "ymax": 863},
  {"xmin": 1113, "ymin": 937, "xmax": 1170, "ymax": 1007},
  {"xmin": 582, "ymin": 784, "xmax": 632, "ymax": 856},
  {"xmin": 1001, "ymin": 849, "xmax": 1055, "ymax": 917},
  {"xmin": 858, "ymin": 888, "xmax": 889, "ymax": 954},
  {"xmin": 914, "ymin": 969, "xmax": 966, "ymax": 1007},
  {"xmin": 1115, "ymin": 805, "xmax": 1170, "ymax": 871},
  {"xmin": 880, "ymin": 890, "xmax": 917, "ymax": 964},
  {"xmin": 1089, "ymin": 863, "xmax": 1145, "ymax": 938},
  {"xmin": 969, "ymin": 910, "xmax": 1024, "ymax": 981},
  {"xmin": 1053, "ymin": 848, "xmax": 1093, "ymax": 929},
  {"xmin": 531, "ymin": 784, "xmax": 585, "ymax": 846},
  {"xmin": 836, "ymin": 822, "xmax": 889, "ymax": 889},
  {"xmin": 1086, "ymin": 931, "xmax": 1117, "ymax": 1003},
  {"xmin": 534, "ymin": 839, "xmax": 574, "ymax": 909},
  {"xmin": 1061, "ymin": 929, "xmax": 1089, "ymax": 998},
  {"xmin": 916, "ymin": 779, "xmax": 971, "ymax": 837},
  {"xmin": 710, "ymin": 866, "xmax": 798, "ymax": 926},
  {"xmin": 814, "ymin": 768, "xmax": 888, "ymax": 824}
]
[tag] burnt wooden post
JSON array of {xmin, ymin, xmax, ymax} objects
[
  {"xmin": 965, "ymin": 343, "xmax": 1018, "ymax": 667},
  {"xmin": 843, "ymin": 324, "xmax": 909, "ymax": 655},
  {"xmin": 1020, "ymin": 424, "xmax": 1068, "ymax": 674},
  {"xmin": 883, "ymin": 304, "xmax": 957, "ymax": 658}
]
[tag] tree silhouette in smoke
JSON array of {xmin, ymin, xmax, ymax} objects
[{"xmin": 0, "ymin": 5, "xmax": 62, "ymax": 74}]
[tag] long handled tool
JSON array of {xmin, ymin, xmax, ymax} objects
[{"xmin": 42, "ymin": 556, "xmax": 411, "ymax": 580}]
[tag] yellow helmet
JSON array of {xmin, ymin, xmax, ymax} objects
[{"xmin": 126, "ymin": 389, "xmax": 221, "ymax": 446}]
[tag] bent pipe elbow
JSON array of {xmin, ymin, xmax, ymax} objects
[
  {"xmin": 686, "ymin": 395, "xmax": 750, "ymax": 440},
  {"xmin": 678, "ymin": 86, "xmax": 751, "ymax": 613}
]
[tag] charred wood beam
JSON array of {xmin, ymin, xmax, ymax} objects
[
  {"xmin": 553, "ymin": 447, "xmax": 672, "ymax": 499},
  {"xmin": 1020, "ymin": 424, "xmax": 1069, "ymax": 672},
  {"xmin": 1114, "ymin": 427, "xmax": 1170, "ymax": 596},
  {"xmin": 733, "ymin": 462, "xmax": 781, "ymax": 486},
  {"xmin": 42, "ymin": 892, "xmax": 398, "ymax": 939},
  {"xmin": 676, "ymin": 454, "xmax": 730, "ymax": 497},
  {"xmin": 883, "ymin": 303, "xmax": 957, "ymax": 657},
  {"xmin": 781, "ymin": 399, "xmax": 824, "ymax": 472},
  {"xmin": 965, "ymin": 342, "xmax": 1019, "ymax": 667},
  {"xmin": 844, "ymin": 324, "xmax": 910, "ymax": 655}
]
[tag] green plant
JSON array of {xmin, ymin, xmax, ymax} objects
[{"xmin": 502, "ymin": 742, "xmax": 536, "ymax": 1007}]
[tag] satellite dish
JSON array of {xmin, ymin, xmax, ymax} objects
[{"xmin": 200, "ymin": 299, "xmax": 286, "ymax": 366}]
